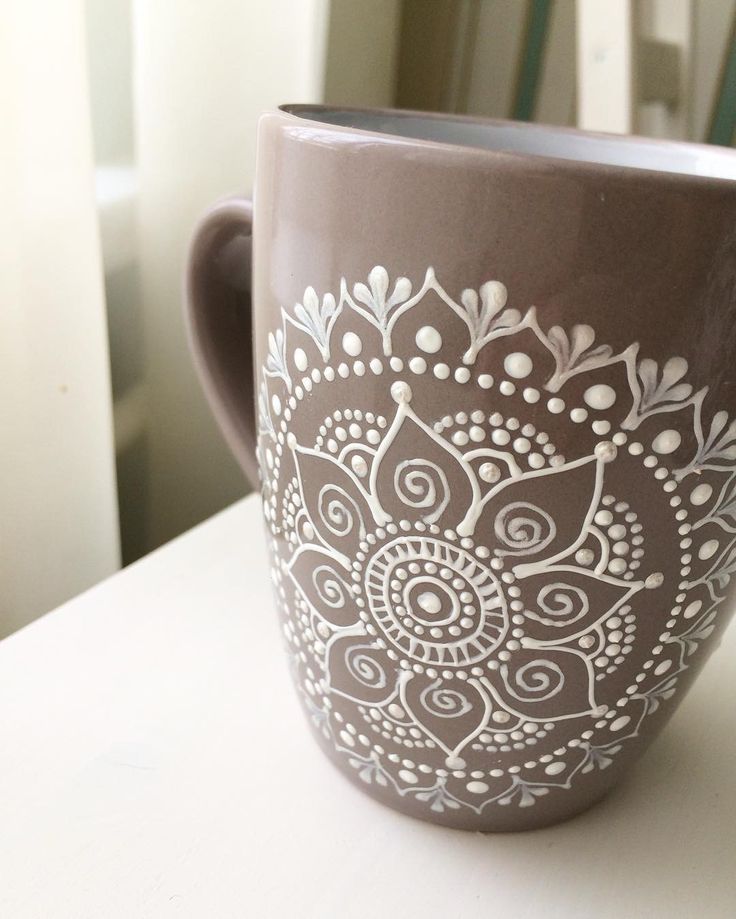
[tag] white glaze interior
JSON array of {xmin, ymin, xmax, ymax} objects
[{"xmin": 289, "ymin": 107, "xmax": 736, "ymax": 182}]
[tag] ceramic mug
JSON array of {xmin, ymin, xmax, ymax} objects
[{"xmin": 187, "ymin": 106, "xmax": 736, "ymax": 831}]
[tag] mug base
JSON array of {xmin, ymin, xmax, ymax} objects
[{"xmin": 314, "ymin": 727, "xmax": 620, "ymax": 833}]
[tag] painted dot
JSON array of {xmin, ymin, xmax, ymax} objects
[
  {"xmin": 654, "ymin": 660, "xmax": 672, "ymax": 676},
  {"xmin": 612, "ymin": 541, "xmax": 629, "ymax": 556},
  {"xmin": 416, "ymin": 325, "xmax": 442, "ymax": 353},
  {"xmin": 294, "ymin": 348, "xmax": 308, "ymax": 372},
  {"xmin": 469, "ymin": 426, "xmax": 485, "ymax": 443},
  {"xmin": 479, "ymin": 462, "xmax": 501, "ymax": 483},
  {"xmin": 390, "ymin": 381, "xmax": 412, "ymax": 403},
  {"xmin": 492, "ymin": 710, "xmax": 510, "ymax": 724},
  {"xmin": 433, "ymin": 363, "xmax": 450, "ymax": 380},
  {"xmin": 652, "ymin": 429, "xmax": 681, "ymax": 455},
  {"xmin": 595, "ymin": 441, "xmax": 617, "ymax": 463},
  {"xmin": 570, "ymin": 407, "xmax": 588, "ymax": 423},
  {"xmin": 478, "ymin": 373, "xmax": 494, "ymax": 389},
  {"xmin": 409, "ymin": 356, "xmax": 427, "ymax": 374},
  {"xmin": 492, "ymin": 429, "xmax": 511, "ymax": 446},
  {"xmin": 500, "ymin": 380, "xmax": 516, "ymax": 396},
  {"xmin": 690, "ymin": 484, "xmax": 713, "ymax": 506},
  {"xmin": 452, "ymin": 430, "xmax": 469, "ymax": 447},
  {"xmin": 628, "ymin": 442, "xmax": 643, "ymax": 456},
  {"xmin": 351, "ymin": 455, "xmax": 368, "ymax": 477},
  {"xmin": 544, "ymin": 761, "xmax": 566, "ymax": 776},
  {"xmin": 608, "ymin": 524, "xmax": 626, "ymax": 540},
  {"xmin": 683, "ymin": 600, "xmax": 702, "ymax": 619},
  {"xmin": 354, "ymin": 361, "xmax": 365, "ymax": 376},
  {"xmin": 608, "ymin": 558, "xmax": 627, "ymax": 575},
  {"xmin": 579, "ymin": 634, "xmax": 596, "ymax": 649},
  {"xmin": 369, "ymin": 358, "xmax": 383, "ymax": 375},
  {"xmin": 547, "ymin": 398, "xmax": 565, "ymax": 414},
  {"xmin": 523, "ymin": 387, "xmax": 540, "ymax": 404},
  {"xmin": 390, "ymin": 357, "xmax": 403, "ymax": 372},
  {"xmin": 609, "ymin": 715, "xmax": 631, "ymax": 732},
  {"xmin": 504, "ymin": 352, "xmax": 533, "ymax": 379},
  {"xmin": 445, "ymin": 755, "xmax": 466, "ymax": 770},
  {"xmin": 645, "ymin": 572, "xmax": 664, "ymax": 589},
  {"xmin": 583, "ymin": 384, "xmax": 617, "ymax": 411},
  {"xmin": 455, "ymin": 367, "xmax": 471, "ymax": 384},
  {"xmin": 271, "ymin": 394, "xmax": 281, "ymax": 415},
  {"xmin": 417, "ymin": 592, "xmax": 442, "ymax": 615},
  {"xmin": 342, "ymin": 332, "xmax": 362, "ymax": 356},
  {"xmin": 399, "ymin": 769, "xmax": 418, "ymax": 784},
  {"xmin": 366, "ymin": 429, "xmax": 380, "ymax": 445},
  {"xmin": 513, "ymin": 437, "xmax": 531, "ymax": 453},
  {"xmin": 467, "ymin": 780, "xmax": 489, "ymax": 794},
  {"xmin": 528, "ymin": 453, "xmax": 545, "ymax": 469},
  {"xmin": 699, "ymin": 539, "xmax": 719, "ymax": 561},
  {"xmin": 592, "ymin": 420, "xmax": 611, "ymax": 435},
  {"xmin": 576, "ymin": 548, "xmax": 595, "ymax": 565}
]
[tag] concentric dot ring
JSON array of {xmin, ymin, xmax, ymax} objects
[{"xmin": 364, "ymin": 536, "xmax": 508, "ymax": 666}]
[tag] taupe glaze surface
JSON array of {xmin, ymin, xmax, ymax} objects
[{"xmin": 188, "ymin": 106, "xmax": 736, "ymax": 831}]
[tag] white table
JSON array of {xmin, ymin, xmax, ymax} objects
[{"xmin": 2, "ymin": 495, "xmax": 735, "ymax": 918}]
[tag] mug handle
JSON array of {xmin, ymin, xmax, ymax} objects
[{"xmin": 185, "ymin": 197, "xmax": 259, "ymax": 488}]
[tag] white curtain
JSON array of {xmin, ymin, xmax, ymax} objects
[
  {"xmin": 0, "ymin": 0, "xmax": 120, "ymax": 637},
  {"xmin": 0, "ymin": 0, "xmax": 331, "ymax": 636}
]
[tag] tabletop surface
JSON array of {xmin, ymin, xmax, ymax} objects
[{"xmin": 1, "ymin": 495, "xmax": 735, "ymax": 918}]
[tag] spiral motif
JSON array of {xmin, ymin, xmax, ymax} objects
[
  {"xmin": 312, "ymin": 566, "xmax": 349, "ymax": 609},
  {"xmin": 419, "ymin": 679, "xmax": 473, "ymax": 718},
  {"xmin": 346, "ymin": 646, "xmax": 388, "ymax": 689},
  {"xmin": 526, "ymin": 583, "xmax": 590, "ymax": 627},
  {"xmin": 394, "ymin": 460, "xmax": 449, "ymax": 522},
  {"xmin": 318, "ymin": 485, "xmax": 364, "ymax": 539},
  {"xmin": 504, "ymin": 659, "xmax": 565, "ymax": 702},
  {"xmin": 494, "ymin": 501, "xmax": 556, "ymax": 555}
]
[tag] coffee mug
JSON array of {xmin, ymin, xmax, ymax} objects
[{"xmin": 187, "ymin": 106, "xmax": 736, "ymax": 831}]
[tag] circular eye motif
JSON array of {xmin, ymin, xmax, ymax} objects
[{"xmin": 365, "ymin": 537, "xmax": 508, "ymax": 665}]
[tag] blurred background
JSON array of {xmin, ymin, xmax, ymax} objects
[{"xmin": 2, "ymin": 0, "xmax": 735, "ymax": 638}]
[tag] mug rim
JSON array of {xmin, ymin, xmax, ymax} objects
[{"xmin": 277, "ymin": 103, "xmax": 736, "ymax": 190}]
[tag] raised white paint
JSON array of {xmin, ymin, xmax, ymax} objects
[
  {"xmin": 255, "ymin": 263, "xmax": 736, "ymax": 821},
  {"xmin": 653, "ymin": 429, "xmax": 682, "ymax": 455},
  {"xmin": 584, "ymin": 384, "xmax": 617, "ymax": 411},
  {"xmin": 690, "ymin": 483, "xmax": 712, "ymax": 505},
  {"xmin": 342, "ymin": 331, "xmax": 362, "ymax": 356},
  {"xmin": 416, "ymin": 325, "xmax": 442, "ymax": 353},
  {"xmin": 504, "ymin": 352, "xmax": 533, "ymax": 379}
]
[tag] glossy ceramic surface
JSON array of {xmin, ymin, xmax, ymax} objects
[{"xmin": 189, "ymin": 107, "xmax": 736, "ymax": 831}]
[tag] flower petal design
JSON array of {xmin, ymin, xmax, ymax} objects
[
  {"xmin": 373, "ymin": 399, "xmax": 478, "ymax": 530},
  {"xmin": 476, "ymin": 456, "xmax": 602, "ymax": 566},
  {"xmin": 326, "ymin": 634, "xmax": 398, "ymax": 705},
  {"xmin": 292, "ymin": 444, "xmax": 374, "ymax": 562},
  {"xmin": 514, "ymin": 566, "xmax": 642, "ymax": 644},
  {"xmin": 400, "ymin": 671, "xmax": 491, "ymax": 757},
  {"xmin": 288, "ymin": 546, "xmax": 360, "ymax": 628},
  {"xmin": 486, "ymin": 647, "xmax": 596, "ymax": 721}
]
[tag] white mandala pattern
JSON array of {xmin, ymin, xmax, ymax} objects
[{"xmin": 259, "ymin": 266, "xmax": 736, "ymax": 816}]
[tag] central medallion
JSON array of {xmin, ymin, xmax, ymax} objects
[{"xmin": 363, "ymin": 536, "xmax": 508, "ymax": 666}]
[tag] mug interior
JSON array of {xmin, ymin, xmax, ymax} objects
[{"xmin": 284, "ymin": 106, "xmax": 736, "ymax": 182}]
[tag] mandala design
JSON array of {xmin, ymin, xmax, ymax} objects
[{"xmin": 258, "ymin": 266, "xmax": 736, "ymax": 817}]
